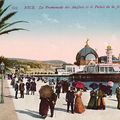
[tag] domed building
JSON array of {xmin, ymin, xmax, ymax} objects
[{"xmin": 74, "ymin": 40, "xmax": 98, "ymax": 65}]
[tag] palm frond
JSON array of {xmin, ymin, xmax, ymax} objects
[
  {"xmin": 0, "ymin": 22, "xmax": 8, "ymax": 29},
  {"xmin": 0, "ymin": 0, "xmax": 29, "ymax": 36},
  {"xmin": 0, "ymin": 0, "xmax": 4, "ymax": 8},
  {"xmin": 0, "ymin": 12, "xmax": 17, "ymax": 26},
  {"xmin": 0, "ymin": 21, "xmax": 28, "ymax": 32},
  {"xmin": 0, "ymin": 5, "xmax": 11, "ymax": 16},
  {"xmin": 0, "ymin": 28, "xmax": 28, "ymax": 35}
]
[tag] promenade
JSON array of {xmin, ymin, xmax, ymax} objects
[
  {"xmin": 1, "ymin": 79, "xmax": 120, "ymax": 120},
  {"xmin": 0, "ymin": 79, "xmax": 18, "ymax": 120}
]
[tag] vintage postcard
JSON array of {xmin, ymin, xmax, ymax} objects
[{"xmin": 0, "ymin": 0, "xmax": 120, "ymax": 120}]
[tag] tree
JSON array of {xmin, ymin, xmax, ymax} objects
[{"xmin": 0, "ymin": 0, "xmax": 28, "ymax": 35}]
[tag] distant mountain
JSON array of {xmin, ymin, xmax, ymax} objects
[
  {"xmin": 42, "ymin": 60, "xmax": 67, "ymax": 65},
  {"xmin": 8, "ymin": 58, "xmax": 67, "ymax": 65},
  {"xmin": 5, "ymin": 58, "xmax": 69, "ymax": 73},
  {"xmin": 8, "ymin": 58, "xmax": 42, "ymax": 63}
]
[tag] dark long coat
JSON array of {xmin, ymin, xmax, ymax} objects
[
  {"xmin": 66, "ymin": 90, "xmax": 75, "ymax": 103},
  {"xmin": 30, "ymin": 81, "xmax": 36, "ymax": 91},
  {"xmin": 39, "ymin": 97, "xmax": 49, "ymax": 116},
  {"xmin": 87, "ymin": 90, "xmax": 98, "ymax": 109},
  {"xmin": 19, "ymin": 83, "xmax": 25, "ymax": 91},
  {"xmin": 116, "ymin": 87, "xmax": 120, "ymax": 109}
]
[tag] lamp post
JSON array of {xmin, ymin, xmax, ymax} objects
[
  {"xmin": 0, "ymin": 62, "xmax": 5, "ymax": 103},
  {"xmin": 15, "ymin": 64, "xmax": 20, "ymax": 80}
]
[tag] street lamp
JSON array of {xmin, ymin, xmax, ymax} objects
[
  {"xmin": 0, "ymin": 62, "xmax": 5, "ymax": 103},
  {"xmin": 15, "ymin": 64, "xmax": 20, "ymax": 80}
]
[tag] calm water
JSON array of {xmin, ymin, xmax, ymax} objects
[
  {"xmin": 83, "ymin": 81, "xmax": 119, "ymax": 94},
  {"xmin": 39, "ymin": 76, "xmax": 119, "ymax": 94}
]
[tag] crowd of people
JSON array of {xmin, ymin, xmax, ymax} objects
[
  {"xmin": 39, "ymin": 79, "xmax": 120, "ymax": 118},
  {"xmin": 10, "ymin": 75, "xmax": 36, "ymax": 99},
  {"xmin": 8, "ymin": 74, "xmax": 120, "ymax": 118}
]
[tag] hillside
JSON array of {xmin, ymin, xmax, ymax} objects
[
  {"xmin": 4, "ymin": 58, "xmax": 69, "ymax": 74},
  {"xmin": 41, "ymin": 60, "xmax": 67, "ymax": 65},
  {"xmin": 8, "ymin": 58, "xmax": 42, "ymax": 64},
  {"xmin": 9, "ymin": 58, "xmax": 67, "ymax": 65}
]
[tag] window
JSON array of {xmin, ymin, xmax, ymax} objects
[
  {"xmin": 109, "ymin": 67, "xmax": 114, "ymax": 72},
  {"xmin": 86, "ymin": 54, "xmax": 96, "ymax": 60},
  {"xmin": 66, "ymin": 67, "xmax": 72, "ymax": 72},
  {"xmin": 105, "ymin": 67, "xmax": 108, "ymax": 73},
  {"xmin": 73, "ymin": 67, "xmax": 75, "ymax": 72},
  {"xmin": 100, "ymin": 67, "xmax": 104, "ymax": 72}
]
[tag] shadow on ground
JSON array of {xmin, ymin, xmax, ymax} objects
[
  {"xmin": 106, "ymin": 105, "xmax": 117, "ymax": 109},
  {"xmin": 62, "ymin": 103, "xmax": 67, "ymax": 106},
  {"xmin": 15, "ymin": 109, "xmax": 45, "ymax": 119},
  {"xmin": 55, "ymin": 107, "xmax": 67, "ymax": 112},
  {"xmin": 4, "ymin": 95, "xmax": 14, "ymax": 98},
  {"xmin": 108, "ymin": 98, "xmax": 117, "ymax": 101},
  {"xmin": 5, "ymin": 86, "xmax": 11, "ymax": 89}
]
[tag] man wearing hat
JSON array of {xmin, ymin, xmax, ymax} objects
[
  {"xmin": 49, "ymin": 92, "xmax": 57, "ymax": 117},
  {"xmin": 14, "ymin": 81, "xmax": 19, "ymax": 99},
  {"xmin": 66, "ymin": 87, "xmax": 75, "ymax": 113}
]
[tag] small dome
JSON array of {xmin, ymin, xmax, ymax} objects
[{"xmin": 107, "ymin": 45, "xmax": 112, "ymax": 50}]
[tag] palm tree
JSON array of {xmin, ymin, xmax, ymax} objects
[{"xmin": 0, "ymin": 0, "xmax": 28, "ymax": 35}]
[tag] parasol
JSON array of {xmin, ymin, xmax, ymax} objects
[
  {"xmin": 74, "ymin": 81, "xmax": 85, "ymax": 89},
  {"xmin": 107, "ymin": 81, "xmax": 114, "ymax": 87},
  {"xmin": 39, "ymin": 85, "xmax": 54, "ymax": 98},
  {"xmin": 89, "ymin": 83, "xmax": 99, "ymax": 90},
  {"xmin": 99, "ymin": 84, "xmax": 108, "ymax": 94}
]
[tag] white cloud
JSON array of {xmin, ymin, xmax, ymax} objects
[
  {"xmin": 42, "ymin": 13, "xmax": 59, "ymax": 23},
  {"xmin": 75, "ymin": 23, "xmax": 87, "ymax": 30},
  {"xmin": 29, "ymin": 20, "xmax": 43, "ymax": 28},
  {"xmin": 69, "ymin": 23, "xmax": 87, "ymax": 30}
]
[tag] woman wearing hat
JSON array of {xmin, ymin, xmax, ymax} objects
[{"xmin": 74, "ymin": 88, "xmax": 85, "ymax": 113}]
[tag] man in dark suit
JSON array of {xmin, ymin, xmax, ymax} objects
[
  {"xmin": 26, "ymin": 80, "xmax": 30, "ymax": 95},
  {"xmin": 66, "ymin": 87, "xmax": 75, "ymax": 113},
  {"xmin": 14, "ymin": 81, "xmax": 19, "ymax": 99},
  {"xmin": 49, "ymin": 93, "xmax": 57, "ymax": 117},
  {"xmin": 19, "ymin": 80, "xmax": 25, "ymax": 98},
  {"xmin": 55, "ymin": 82, "xmax": 61, "ymax": 98}
]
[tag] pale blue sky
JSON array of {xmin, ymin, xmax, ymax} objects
[
  {"xmin": 5, "ymin": 0, "xmax": 120, "ymax": 34},
  {"xmin": 1, "ymin": 0, "xmax": 120, "ymax": 63}
]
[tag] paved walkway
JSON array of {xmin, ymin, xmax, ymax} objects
[
  {"xmin": 1, "ymin": 79, "xmax": 120, "ymax": 120},
  {"xmin": 0, "ymin": 79, "xmax": 18, "ymax": 120}
]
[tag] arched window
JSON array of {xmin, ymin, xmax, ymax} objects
[{"xmin": 85, "ymin": 54, "xmax": 96, "ymax": 60}]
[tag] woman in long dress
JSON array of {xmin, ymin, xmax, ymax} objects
[
  {"xmin": 87, "ymin": 89, "xmax": 98, "ymax": 109},
  {"xmin": 74, "ymin": 89, "xmax": 85, "ymax": 113},
  {"xmin": 39, "ymin": 97, "xmax": 49, "ymax": 118},
  {"xmin": 39, "ymin": 85, "xmax": 54, "ymax": 117},
  {"xmin": 97, "ymin": 89, "xmax": 106, "ymax": 110}
]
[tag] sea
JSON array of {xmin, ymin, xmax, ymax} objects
[{"xmin": 38, "ymin": 76, "xmax": 119, "ymax": 94}]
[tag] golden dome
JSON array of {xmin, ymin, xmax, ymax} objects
[{"xmin": 107, "ymin": 45, "xmax": 112, "ymax": 50}]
